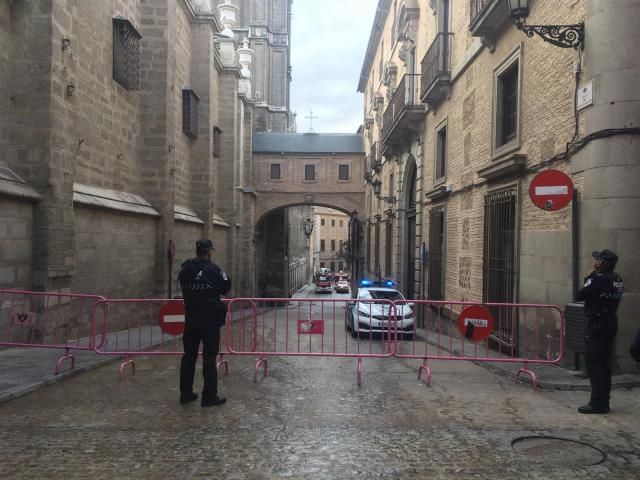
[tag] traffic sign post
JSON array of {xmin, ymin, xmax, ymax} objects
[
  {"xmin": 158, "ymin": 301, "xmax": 185, "ymax": 336},
  {"xmin": 458, "ymin": 305, "xmax": 494, "ymax": 342},
  {"xmin": 529, "ymin": 169, "xmax": 574, "ymax": 211}
]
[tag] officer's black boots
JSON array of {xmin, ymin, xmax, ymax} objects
[
  {"xmin": 578, "ymin": 403, "xmax": 610, "ymax": 414},
  {"xmin": 201, "ymin": 395, "xmax": 226, "ymax": 407},
  {"xmin": 180, "ymin": 392, "xmax": 198, "ymax": 404}
]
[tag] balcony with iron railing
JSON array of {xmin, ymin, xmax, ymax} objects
[
  {"xmin": 381, "ymin": 74, "xmax": 424, "ymax": 152},
  {"xmin": 469, "ymin": 0, "xmax": 510, "ymax": 41},
  {"xmin": 420, "ymin": 32, "xmax": 453, "ymax": 107},
  {"xmin": 371, "ymin": 141, "xmax": 382, "ymax": 173}
]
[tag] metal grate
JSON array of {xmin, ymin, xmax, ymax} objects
[
  {"xmin": 428, "ymin": 208, "xmax": 444, "ymax": 300},
  {"xmin": 420, "ymin": 32, "xmax": 452, "ymax": 99},
  {"xmin": 112, "ymin": 17, "xmax": 141, "ymax": 90},
  {"xmin": 182, "ymin": 89, "xmax": 199, "ymax": 138},
  {"xmin": 483, "ymin": 187, "xmax": 517, "ymax": 347}
]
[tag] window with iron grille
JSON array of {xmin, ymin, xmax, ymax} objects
[
  {"xmin": 331, "ymin": 239, "xmax": 336, "ymax": 251},
  {"xmin": 305, "ymin": 164, "xmax": 315, "ymax": 181},
  {"xmin": 112, "ymin": 17, "xmax": 141, "ymax": 90},
  {"xmin": 182, "ymin": 89, "xmax": 199, "ymax": 138},
  {"xmin": 339, "ymin": 164, "xmax": 349, "ymax": 180},
  {"xmin": 270, "ymin": 163, "xmax": 281, "ymax": 179},
  {"xmin": 483, "ymin": 187, "xmax": 517, "ymax": 347},
  {"xmin": 213, "ymin": 127, "xmax": 222, "ymax": 157},
  {"xmin": 320, "ymin": 239, "xmax": 325, "ymax": 252}
]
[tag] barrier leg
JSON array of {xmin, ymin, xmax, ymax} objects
[
  {"xmin": 55, "ymin": 348, "xmax": 75, "ymax": 375},
  {"xmin": 254, "ymin": 355, "xmax": 267, "ymax": 383},
  {"xmin": 515, "ymin": 362, "xmax": 538, "ymax": 390},
  {"xmin": 357, "ymin": 358, "xmax": 362, "ymax": 387},
  {"xmin": 119, "ymin": 357, "xmax": 135, "ymax": 382},
  {"xmin": 217, "ymin": 353, "xmax": 229, "ymax": 376},
  {"xmin": 418, "ymin": 358, "xmax": 431, "ymax": 387}
]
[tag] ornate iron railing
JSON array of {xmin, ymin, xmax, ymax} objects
[
  {"xmin": 420, "ymin": 33, "xmax": 453, "ymax": 99},
  {"xmin": 469, "ymin": 0, "xmax": 492, "ymax": 25},
  {"xmin": 382, "ymin": 74, "xmax": 421, "ymax": 138}
]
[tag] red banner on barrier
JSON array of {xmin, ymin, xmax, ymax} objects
[{"xmin": 297, "ymin": 319, "xmax": 324, "ymax": 335}]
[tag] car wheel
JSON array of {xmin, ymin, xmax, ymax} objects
[{"xmin": 350, "ymin": 317, "xmax": 358, "ymax": 338}]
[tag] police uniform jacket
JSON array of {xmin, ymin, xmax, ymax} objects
[
  {"xmin": 179, "ymin": 258, "xmax": 231, "ymax": 325},
  {"xmin": 577, "ymin": 271, "xmax": 624, "ymax": 332}
]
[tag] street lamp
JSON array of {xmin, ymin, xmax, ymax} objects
[
  {"xmin": 371, "ymin": 179, "xmax": 396, "ymax": 204},
  {"xmin": 303, "ymin": 217, "xmax": 314, "ymax": 241},
  {"xmin": 507, "ymin": 0, "xmax": 584, "ymax": 50}
]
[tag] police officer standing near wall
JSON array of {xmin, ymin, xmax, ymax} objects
[
  {"xmin": 178, "ymin": 239, "xmax": 231, "ymax": 407},
  {"xmin": 577, "ymin": 249, "xmax": 624, "ymax": 414}
]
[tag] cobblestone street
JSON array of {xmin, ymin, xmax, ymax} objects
[{"xmin": 1, "ymin": 325, "xmax": 639, "ymax": 480}]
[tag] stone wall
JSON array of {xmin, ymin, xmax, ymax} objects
[
  {"xmin": 71, "ymin": 207, "xmax": 157, "ymax": 298},
  {"xmin": 0, "ymin": 198, "xmax": 34, "ymax": 290}
]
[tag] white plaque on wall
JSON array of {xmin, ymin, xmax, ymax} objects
[{"xmin": 577, "ymin": 80, "xmax": 594, "ymax": 111}]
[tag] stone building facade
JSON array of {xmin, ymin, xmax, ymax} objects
[
  {"xmin": 310, "ymin": 207, "xmax": 350, "ymax": 275},
  {"xmin": 212, "ymin": 0, "xmax": 293, "ymax": 132},
  {"xmin": 0, "ymin": 0, "xmax": 257, "ymax": 298},
  {"xmin": 359, "ymin": 0, "xmax": 639, "ymax": 370}
]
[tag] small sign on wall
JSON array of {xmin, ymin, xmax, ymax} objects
[{"xmin": 577, "ymin": 80, "xmax": 594, "ymax": 111}]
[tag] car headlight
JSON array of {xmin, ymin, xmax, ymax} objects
[{"xmin": 357, "ymin": 308, "xmax": 372, "ymax": 317}]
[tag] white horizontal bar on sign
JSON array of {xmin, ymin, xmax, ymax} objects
[
  {"xmin": 164, "ymin": 315, "xmax": 185, "ymax": 323},
  {"xmin": 535, "ymin": 186, "xmax": 568, "ymax": 196},
  {"xmin": 464, "ymin": 318, "xmax": 488, "ymax": 328}
]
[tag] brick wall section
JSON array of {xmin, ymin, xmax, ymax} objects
[
  {"xmin": 0, "ymin": 199, "xmax": 34, "ymax": 289},
  {"xmin": 420, "ymin": 1, "xmax": 584, "ymax": 308}
]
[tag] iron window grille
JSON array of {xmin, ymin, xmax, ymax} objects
[
  {"xmin": 339, "ymin": 164, "xmax": 349, "ymax": 180},
  {"xmin": 182, "ymin": 89, "xmax": 199, "ymax": 138},
  {"xmin": 112, "ymin": 17, "xmax": 141, "ymax": 90},
  {"xmin": 213, "ymin": 126, "xmax": 222, "ymax": 157},
  {"xmin": 270, "ymin": 163, "xmax": 281, "ymax": 179},
  {"xmin": 483, "ymin": 187, "xmax": 518, "ymax": 349}
]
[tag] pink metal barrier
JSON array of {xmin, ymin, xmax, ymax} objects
[
  {"xmin": 393, "ymin": 300, "xmax": 564, "ymax": 389},
  {"xmin": 92, "ymin": 298, "xmax": 229, "ymax": 381},
  {"xmin": 0, "ymin": 289, "xmax": 106, "ymax": 374},
  {"xmin": 226, "ymin": 298, "xmax": 398, "ymax": 385}
]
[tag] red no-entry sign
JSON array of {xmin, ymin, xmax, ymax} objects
[
  {"xmin": 529, "ymin": 169, "xmax": 574, "ymax": 211},
  {"xmin": 158, "ymin": 301, "xmax": 185, "ymax": 336},
  {"xmin": 458, "ymin": 305, "xmax": 494, "ymax": 342}
]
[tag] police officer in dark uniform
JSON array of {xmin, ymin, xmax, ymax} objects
[
  {"xmin": 577, "ymin": 249, "xmax": 624, "ymax": 414},
  {"xmin": 178, "ymin": 239, "xmax": 231, "ymax": 407}
]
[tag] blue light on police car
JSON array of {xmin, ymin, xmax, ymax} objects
[
  {"xmin": 385, "ymin": 280, "xmax": 395, "ymax": 287},
  {"xmin": 360, "ymin": 280, "xmax": 372, "ymax": 287}
]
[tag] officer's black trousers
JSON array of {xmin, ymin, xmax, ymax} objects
[
  {"xmin": 584, "ymin": 328, "xmax": 616, "ymax": 408},
  {"xmin": 180, "ymin": 318, "xmax": 220, "ymax": 398}
]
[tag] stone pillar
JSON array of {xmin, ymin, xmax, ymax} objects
[{"xmin": 575, "ymin": 0, "xmax": 640, "ymax": 371}]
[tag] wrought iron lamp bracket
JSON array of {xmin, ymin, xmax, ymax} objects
[
  {"xmin": 380, "ymin": 196, "xmax": 397, "ymax": 205},
  {"xmin": 515, "ymin": 20, "xmax": 584, "ymax": 49}
]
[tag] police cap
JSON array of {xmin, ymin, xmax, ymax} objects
[
  {"xmin": 592, "ymin": 249, "xmax": 618, "ymax": 265},
  {"xmin": 196, "ymin": 239, "xmax": 214, "ymax": 253}
]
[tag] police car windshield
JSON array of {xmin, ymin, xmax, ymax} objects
[{"xmin": 369, "ymin": 290, "xmax": 403, "ymax": 301}]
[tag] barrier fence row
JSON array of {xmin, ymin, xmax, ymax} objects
[{"xmin": 0, "ymin": 290, "xmax": 564, "ymax": 388}]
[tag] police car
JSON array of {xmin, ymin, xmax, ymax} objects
[{"xmin": 345, "ymin": 280, "xmax": 415, "ymax": 338}]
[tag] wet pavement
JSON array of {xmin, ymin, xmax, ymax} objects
[{"xmin": 1, "ymin": 286, "xmax": 639, "ymax": 479}]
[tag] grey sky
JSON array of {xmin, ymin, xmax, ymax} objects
[{"xmin": 290, "ymin": 1, "xmax": 375, "ymax": 134}]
